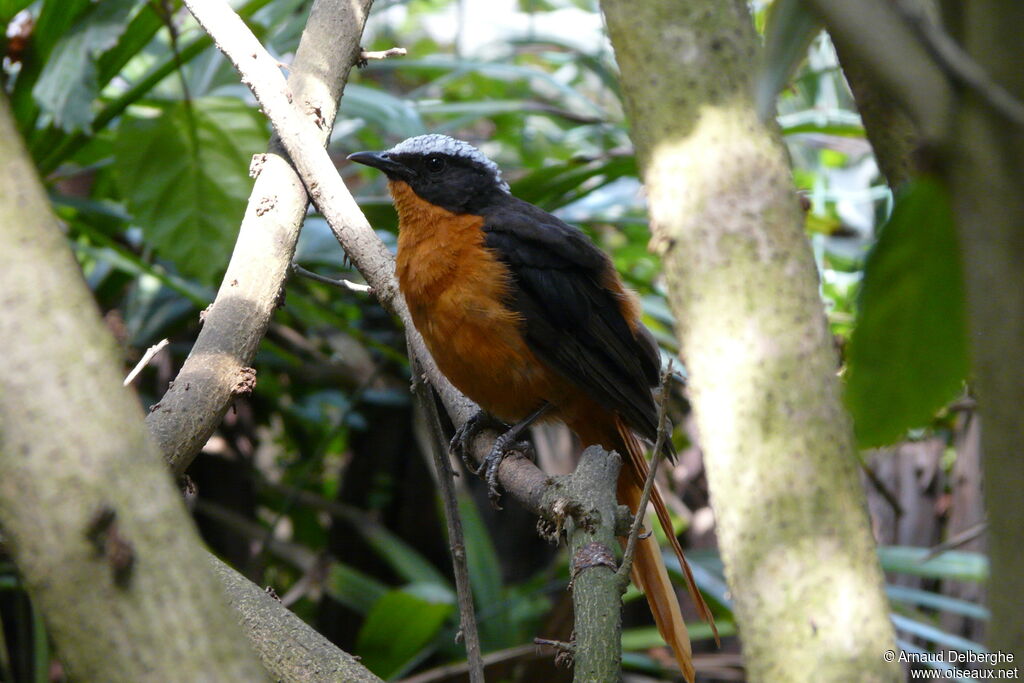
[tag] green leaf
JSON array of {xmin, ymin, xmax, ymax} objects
[
  {"xmin": 32, "ymin": 0, "xmax": 144, "ymax": 132},
  {"xmin": 891, "ymin": 614, "xmax": 987, "ymax": 654},
  {"xmin": 622, "ymin": 621, "xmax": 736, "ymax": 650},
  {"xmin": 0, "ymin": 0, "xmax": 31, "ymax": 23},
  {"xmin": 115, "ymin": 97, "xmax": 268, "ymax": 284},
  {"xmin": 878, "ymin": 546, "xmax": 988, "ymax": 583},
  {"xmin": 844, "ymin": 178, "xmax": 969, "ymax": 447},
  {"xmin": 756, "ymin": 0, "xmax": 822, "ymax": 120},
  {"xmin": 325, "ymin": 562, "xmax": 389, "ymax": 614},
  {"xmin": 455, "ymin": 492, "xmax": 510, "ymax": 647},
  {"xmin": 356, "ymin": 588, "xmax": 453, "ymax": 679},
  {"xmin": 885, "ymin": 585, "xmax": 989, "ymax": 620}
]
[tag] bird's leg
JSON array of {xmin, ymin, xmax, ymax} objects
[
  {"xmin": 481, "ymin": 402, "xmax": 552, "ymax": 507},
  {"xmin": 450, "ymin": 410, "xmax": 509, "ymax": 475}
]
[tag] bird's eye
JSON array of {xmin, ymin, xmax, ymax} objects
[{"xmin": 425, "ymin": 156, "xmax": 446, "ymax": 174}]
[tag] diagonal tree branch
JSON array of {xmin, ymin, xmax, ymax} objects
[
  {"xmin": 801, "ymin": 0, "xmax": 953, "ymax": 139},
  {"xmin": 146, "ymin": 0, "xmax": 374, "ymax": 476},
  {"xmin": 176, "ymin": 0, "xmax": 562, "ymax": 524}
]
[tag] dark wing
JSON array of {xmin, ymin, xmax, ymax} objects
[{"xmin": 482, "ymin": 197, "xmax": 662, "ymax": 441}]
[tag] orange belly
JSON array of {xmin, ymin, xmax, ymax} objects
[{"xmin": 391, "ymin": 180, "xmax": 562, "ymax": 422}]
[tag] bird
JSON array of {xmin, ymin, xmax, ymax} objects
[{"xmin": 348, "ymin": 134, "xmax": 715, "ymax": 681}]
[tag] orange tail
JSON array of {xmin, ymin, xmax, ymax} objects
[{"xmin": 575, "ymin": 416, "xmax": 717, "ymax": 683}]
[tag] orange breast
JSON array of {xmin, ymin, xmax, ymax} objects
[{"xmin": 390, "ymin": 181, "xmax": 560, "ymax": 422}]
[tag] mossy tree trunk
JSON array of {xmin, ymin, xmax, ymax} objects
[
  {"xmin": 0, "ymin": 93, "xmax": 266, "ymax": 682},
  {"xmin": 601, "ymin": 1, "xmax": 900, "ymax": 680}
]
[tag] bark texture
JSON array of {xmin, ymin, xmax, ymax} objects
[
  {"xmin": 147, "ymin": 0, "xmax": 374, "ymax": 475},
  {"xmin": 828, "ymin": 0, "xmax": 940, "ymax": 189},
  {"xmin": 211, "ymin": 558, "xmax": 382, "ymax": 682},
  {"xmin": 947, "ymin": 0, "xmax": 1024, "ymax": 663},
  {"xmin": 0, "ymin": 94, "xmax": 266, "ymax": 681},
  {"xmin": 601, "ymin": 1, "xmax": 899, "ymax": 680}
]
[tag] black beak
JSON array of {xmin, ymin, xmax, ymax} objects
[{"xmin": 347, "ymin": 151, "xmax": 414, "ymax": 180}]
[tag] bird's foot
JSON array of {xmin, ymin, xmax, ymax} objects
[
  {"xmin": 481, "ymin": 430, "xmax": 535, "ymax": 509},
  {"xmin": 450, "ymin": 410, "xmax": 509, "ymax": 475}
]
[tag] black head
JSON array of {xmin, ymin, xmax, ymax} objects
[{"xmin": 348, "ymin": 134, "xmax": 510, "ymax": 214}]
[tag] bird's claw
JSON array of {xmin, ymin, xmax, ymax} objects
[
  {"xmin": 482, "ymin": 434, "xmax": 534, "ymax": 509},
  {"xmin": 449, "ymin": 411, "xmax": 508, "ymax": 475}
]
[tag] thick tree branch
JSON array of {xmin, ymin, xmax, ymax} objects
[
  {"xmin": 946, "ymin": 1, "xmax": 1024, "ymax": 663},
  {"xmin": 211, "ymin": 558, "xmax": 382, "ymax": 683},
  {"xmin": 0, "ymin": 93, "xmax": 266, "ymax": 682},
  {"xmin": 602, "ymin": 0, "xmax": 900, "ymax": 679},
  {"xmin": 801, "ymin": 0, "xmax": 953, "ymax": 139},
  {"xmin": 893, "ymin": 0, "xmax": 1024, "ymax": 127},
  {"xmin": 147, "ymin": 0, "xmax": 374, "ymax": 476},
  {"xmin": 561, "ymin": 446, "xmax": 625, "ymax": 682}
]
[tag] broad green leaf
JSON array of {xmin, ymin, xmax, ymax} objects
[
  {"xmin": 33, "ymin": 0, "xmax": 144, "ymax": 132},
  {"xmin": 455, "ymin": 492, "xmax": 509, "ymax": 647},
  {"xmin": 9, "ymin": 0, "xmax": 92, "ymax": 129},
  {"xmin": 844, "ymin": 178, "xmax": 969, "ymax": 447},
  {"xmin": 115, "ymin": 97, "xmax": 268, "ymax": 284},
  {"xmin": 325, "ymin": 562, "xmax": 389, "ymax": 614},
  {"xmin": 757, "ymin": 0, "xmax": 822, "ymax": 120},
  {"xmin": 878, "ymin": 546, "xmax": 988, "ymax": 583},
  {"xmin": 0, "ymin": 0, "xmax": 31, "ymax": 24},
  {"xmin": 356, "ymin": 588, "xmax": 453, "ymax": 679}
]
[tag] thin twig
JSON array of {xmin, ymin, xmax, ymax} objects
[
  {"xmin": 291, "ymin": 262, "xmax": 372, "ymax": 294},
  {"xmin": 533, "ymin": 637, "xmax": 574, "ymax": 652},
  {"xmin": 617, "ymin": 361, "xmax": 673, "ymax": 581},
  {"xmin": 409, "ymin": 348, "xmax": 485, "ymax": 683},
  {"xmin": 123, "ymin": 339, "xmax": 169, "ymax": 386},
  {"xmin": 922, "ymin": 520, "xmax": 987, "ymax": 561},
  {"xmin": 860, "ymin": 458, "xmax": 904, "ymax": 518},
  {"xmin": 359, "ymin": 46, "xmax": 407, "ymax": 61},
  {"xmin": 893, "ymin": 0, "xmax": 1024, "ymax": 128}
]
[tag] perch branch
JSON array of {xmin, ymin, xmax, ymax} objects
[
  {"xmin": 183, "ymin": 2, "xmax": 639, "ymax": 678},
  {"xmin": 179, "ymin": 0, "xmax": 573, "ymax": 531}
]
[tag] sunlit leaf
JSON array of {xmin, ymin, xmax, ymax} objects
[
  {"xmin": 844, "ymin": 178, "xmax": 969, "ymax": 447},
  {"xmin": 114, "ymin": 97, "xmax": 268, "ymax": 284}
]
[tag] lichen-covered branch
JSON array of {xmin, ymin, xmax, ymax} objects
[
  {"xmin": 601, "ymin": 0, "xmax": 900, "ymax": 679},
  {"xmin": 0, "ymin": 93, "xmax": 266, "ymax": 682},
  {"xmin": 211, "ymin": 558, "xmax": 382, "ymax": 682}
]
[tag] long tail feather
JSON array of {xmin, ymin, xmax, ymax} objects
[
  {"xmin": 618, "ymin": 423, "xmax": 720, "ymax": 644},
  {"xmin": 616, "ymin": 461, "xmax": 696, "ymax": 683}
]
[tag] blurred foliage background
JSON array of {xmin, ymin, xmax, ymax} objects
[{"xmin": 0, "ymin": 0, "xmax": 986, "ymax": 681}]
